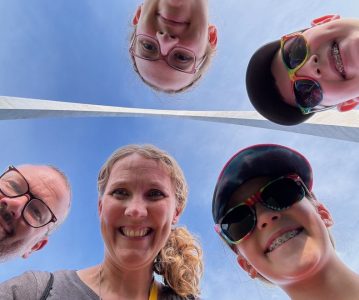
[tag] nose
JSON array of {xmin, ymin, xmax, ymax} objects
[
  {"xmin": 156, "ymin": 31, "xmax": 179, "ymax": 56},
  {"xmin": 297, "ymin": 54, "xmax": 322, "ymax": 79},
  {"xmin": 255, "ymin": 203, "xmax": 280, "ymax": 230},
  {"xmin": 0, "ymin": 195, "xmax": 27, "ymax": 221},
  {"xmin": 124, "ymin": 195, "xmax": 148, "ymax": 218}
]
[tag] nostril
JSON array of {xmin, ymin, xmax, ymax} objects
[
  {"xmin": 159, "ymin": 31, "xmax": 164, "ymax": 35},
  {"xmin": 272, "ymin": 216, "xmax": 278, "ymax": 221},
  {"xmin": 170, "ymin": 35, "xmax": 176, "ymax": 39},
  {"xmin": 316, "ymin": 69, "xmax": 321, "ymax": 75},
  {"xmin": 261, "ymin": 223, "xmax": 267, "ymax": 228},
  {"xmin": 3, "ymin": 211, "xmax": 12, "ymax": 222}
]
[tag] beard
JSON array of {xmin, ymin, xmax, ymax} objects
[
  {"xmin": 0, "ymin": 202, "xmax": 24, "ymax": 262},
  {"xmin": 0, "ymin": 235, "xmax": 25, "ymax": 262}
]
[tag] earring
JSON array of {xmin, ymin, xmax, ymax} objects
[
  {"xmin": 153, "ymin": 255, "xmax": 163, "ymax": 275},
  {"xmin": 238, "ymin": 257, "xmax": 257, "ymax": 279},
  {"xmin": 248, "ymin": 267, "xmax": 258, "ymax": 279}
]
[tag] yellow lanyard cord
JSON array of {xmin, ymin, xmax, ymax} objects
[{"xmin": 149, "ymin": 280, "xmax": 159, "ymax": 300}]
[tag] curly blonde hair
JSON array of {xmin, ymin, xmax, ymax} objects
[
  {"xmin": 98, "ymin": 144, "xmax": 203, "ymax": 297},
  {"xmin": 155, "ymin": 227, "xmax": 203, "ymax": 298}
]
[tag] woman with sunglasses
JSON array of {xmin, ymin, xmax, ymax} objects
[
  {"xmin": 212, "ymin": 144, "xmax": 359, "ymax": 300},
  {"xmin": 246, "ymin": 15, "xmax": 359, "ymax": 125},
  {"xmin": 130, "ymin": 0, "xmax": 217, "ymax": 93},
  {"xmin": 0, "ymin": 144, "xmax": 203, "ymax": 299}
]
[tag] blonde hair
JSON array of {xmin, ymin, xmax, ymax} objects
[
  {"xmin": 155, "ymin": 227, "xmax": 203, "ymax": 298},
  {"xmin": 98, "ymin": 144, "xmax": 203, "ymax": 297},
  {"xmin": 130, "ymin": 30, "xmax": 216, "ymax": 94}
]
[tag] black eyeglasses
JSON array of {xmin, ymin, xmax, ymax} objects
[
  {"xmin": 0, "ymin": 166, "xmax": 57, "ymax": 228},
  {"xmin": 129, "ymin": 34, "xmax": 207, "ymax": 74}
]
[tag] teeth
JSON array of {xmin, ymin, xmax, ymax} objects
[
  {"xmin": 122, "ymin": 228, "xmax": 149, "ymax": 238},
  {"xmin": 267, "ymin": 229, "xmax": 302, "ymax": 253},
  {"xmin": 332, "ymin": 42, "xmax": 346, "ymax": 78}
]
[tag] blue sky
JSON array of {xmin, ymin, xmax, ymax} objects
[{"xmin": 0, "ymin": 1, "xmax": 359, "ymax": 299}]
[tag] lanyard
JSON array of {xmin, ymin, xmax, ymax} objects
[{"xmin": 149, "ymin": 280, "xmax": 159, "ymax": 300}]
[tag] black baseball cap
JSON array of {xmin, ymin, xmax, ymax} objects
[
  {"xmin": 212, "ymin": 144, "xmax": 313, "ymax": 223},
  {"xmin": 246, "ymin": 41, "xmax": 313, "ymax": 126}
]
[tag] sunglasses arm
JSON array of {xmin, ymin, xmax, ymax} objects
[{"xmin": 310, "ymin": 14, "xmax": 340, "ymax": 26}]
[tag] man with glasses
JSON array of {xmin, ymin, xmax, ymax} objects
[
  {"xmin": 246, "ymin": 15, "xmax": 359, "ymax": 125},
  {"xmin": 130, "ymin": 0, "xmax": 217, "ymax": 93},
  {"xmin": 0, "ymin": 165, "xmax": 71, "ymax": 262}
]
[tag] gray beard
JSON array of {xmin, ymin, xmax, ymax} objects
[{"xmin": 0, "ymin": 235, "xmax": 25, "ymax": 262}]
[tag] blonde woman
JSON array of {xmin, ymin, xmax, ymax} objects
[{"xmin": 130, "ymin": 0, "xmax": 217, "ymax": 93}]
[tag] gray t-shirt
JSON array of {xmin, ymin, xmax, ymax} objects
[
  {"xmin": 0, "ymin": 270, "xmax": 198, "ymax": 300},
  {"xmin": 0, "ymin": 270, "xmax": 98, "ymax": 300}
]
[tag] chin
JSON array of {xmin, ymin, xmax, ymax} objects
[
  {"xmin": 114, "ymin": 249, "xmax": 156, "ymax": 270},
  {"xmin": 272, "ymin": 251, "xmax": 325, "ymax": 285}
]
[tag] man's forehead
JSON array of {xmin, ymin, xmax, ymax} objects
[
  {"xmin": 17, "ymin": 164, "xmax": 70, "ymax": 213},
  {"xmin": 17, "ymin": 164, "xmax": 56, "ymax": 180}
]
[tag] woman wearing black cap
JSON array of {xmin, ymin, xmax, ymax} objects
[{"xmin": 212, "ymin": 144, "xmax": 359, "ymax": 300}]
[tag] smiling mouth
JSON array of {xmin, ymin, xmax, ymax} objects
[
  {"xmin": 119, "ymin": 227, "xmax": 152, "ymax": 238},
  {"xmin": 332, "ymin": 42, "xmax": 346, "ymax": 79},
  {"xmin": 265, "ymin": 228, "xmax": 303, "ymax": 254}
]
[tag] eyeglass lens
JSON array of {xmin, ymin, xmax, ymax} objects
[
  {"xmin": 282, "ymin": 35, "xmax": 308, "ymax": 69},
  {"xmin": 221, "ymin": 205, "xmax": 255, "ymax": 242},
  {"xmin": 0, "ymin": 170, "xmax": 28, "ymax": 197},
  {"xmin": 23, "ymin": 198, "xmax": 52, "ymax": 228},
  {"xmin": 294, "ymin": 80, "xmax": 323, "ymax": 109}
]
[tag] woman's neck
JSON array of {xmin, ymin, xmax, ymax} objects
[
  {"xmin": 78, "ymin": 259, "xmax": 155, "ymax": 300},
  {"xmin": 282, "ymin": 255, "xmax": 359, "ymax": 300}
]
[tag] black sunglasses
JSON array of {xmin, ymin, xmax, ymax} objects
[
  {"xmin": 216, "ymin": 174, "xmax": 309, "ymax": 245},
  {"xmin": 281, "ymin": 33, "xmax": 335, "ymax": 114}
]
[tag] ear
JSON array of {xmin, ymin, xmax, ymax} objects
[
  {"xmin": 314, "ymin": 202, "xmax": 334, "ymax": 228},
  {"xmin": 337, "ymin": 98, "xmax": 359, "ymax": 112},
  {"xmin": 237, "ymin": 253, "xmax": 258, "ymax": 279},
  {"xmin": 132, "ymin": 5, "xmax": 142, "ymax": 25},
  {"xmin": 98, "ymin": 197, "xmax": 103, "ymax": 216},
  {"xmin": 22, "ymin": 238, "xmax": 48, "ymax": 259},
  {"xmin": 311, "ymin": 14, "xmax": 340, "ymax": 27},
  {"xmin": 172, "ymin": 208, "xmax": 181, "ymax": 225},
  {"xmin": 208, "ymin": 25, "xmax": 218, "ymax": 49}
]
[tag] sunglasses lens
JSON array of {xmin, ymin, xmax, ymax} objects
[
  {"xmin": 294, "ymin": 79, "xmax": 323, "ymax": 109},
  {"xmin": 261, "ymin": 177, "xmax": 305, "ymax": 210},
  {"xmin": 221, "ymin": 205, "xmax": 255, "ymax": 243},
  {"xmin": 282, "ymin": 35, "xmax": 308, "ymax": 69}
]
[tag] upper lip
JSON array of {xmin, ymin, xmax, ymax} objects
[
  {"xmin": 264, "ymin": 226, "xmax": 302, "ymax": 254},
  {"xmin": 0, "ymin": 214, "xmax": 14, "ymax": 235}
]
